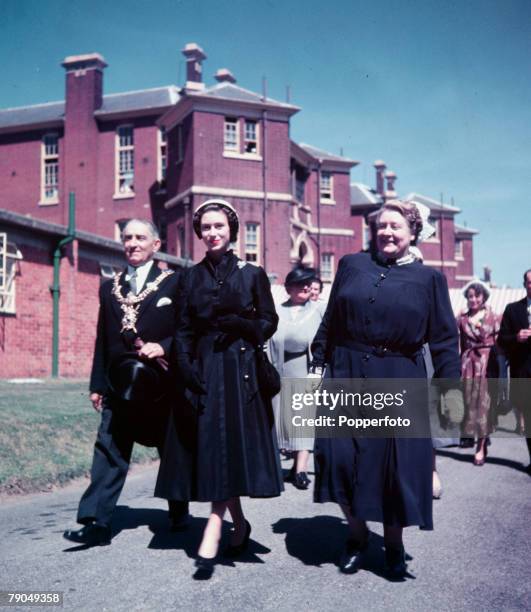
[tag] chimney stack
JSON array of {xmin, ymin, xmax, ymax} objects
[
  {"xmin": 373, "ymin": 160, "xmax": 386, "ymax": 196},
  {"xmin": 214, "ymin": 68, "xmax": 236, "ymax": 84},
  {"xmin": 182, "ymin": 43, "xmax": 207, "ymax": 91},
  {"xmin": 62, "ymin": 53, "xmax": 107, "ymax": 112},
  {"xmin": 384, "ymin": 171, "xmax": 397, "ymax": 200},
  {"xmin": 483, "ymin": 266, "xmax": 492, "ymax": 284}
]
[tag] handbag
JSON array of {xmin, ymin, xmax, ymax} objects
[{"xmin": 255, "ymin": 345, "xmax": 281, "ymax": 398}]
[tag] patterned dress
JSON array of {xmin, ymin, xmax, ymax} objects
[{"xmin": 457, "ymin": 306, "xmax": 500, "ymax": 438}]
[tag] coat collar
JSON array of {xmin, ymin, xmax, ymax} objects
[{"xmin": 202, "ymin": 249, "xmax": 240, "ymax": 282}]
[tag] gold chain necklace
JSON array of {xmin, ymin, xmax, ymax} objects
[{"xmin": 112, "ymin": 269, "xmax": 174, "ymax": 333}]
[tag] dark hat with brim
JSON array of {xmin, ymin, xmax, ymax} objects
[
  {"xmin": 107, "ymin": 352, "xmax": 168, "ymax": 404},
  {"xmin": 285, "ymin": 266, "xmax": 317, "ymax": 288}
]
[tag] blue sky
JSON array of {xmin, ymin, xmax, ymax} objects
[{"xmin": 2, "ymin": 0, "xmax": 529, "ymax": 287}]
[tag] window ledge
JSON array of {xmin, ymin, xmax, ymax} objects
[
  {"xmin": 223, "ymin": 151, "xmax": 263, "ymax": 161},
  {"xmin": 39, "ymin": 199, "xmax": 59, "ymax": 207},
  {"xmin": 455, "ymin": 255, "xmax": 464, "ymax": 261},
  {"xmin": 320, "ymin": 199, "xmax": 336, "ymax": 205},
  {"xmin": 113, "ymin": 193, "xmax": 135, "ymax": 201}
]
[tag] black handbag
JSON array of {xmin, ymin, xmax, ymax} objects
[{"xmin": 255, "ymin": 346, "xmax": 281, "ymax": 398}]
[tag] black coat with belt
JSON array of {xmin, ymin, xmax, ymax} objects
[
  {"xmin": 155, "ymin": 250, "xmax": 283, "ymax": 502},
  {"xmin": 89, "ymin": 263, "xmax": 181, "ymax": 446}
]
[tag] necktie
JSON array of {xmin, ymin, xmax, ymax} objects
[{"xmin": 128, "ymin": 270, "xmax": 138, "ymax": 295}]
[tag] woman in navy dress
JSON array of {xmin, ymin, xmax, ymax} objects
[
  {"xmin": 156, "ymin": 199, "xmax": 282, "ymax": 577},
  {"xmin": 311, "ymin": 200, "xmax": 462, "ymax": 578}
]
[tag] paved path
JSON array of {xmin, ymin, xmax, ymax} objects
[{"xmin": 1, "ymin": 436, "xmax": 530, "ymax": 611}]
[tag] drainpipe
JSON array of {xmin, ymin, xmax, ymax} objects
[
  {"xmin": 261, "ymin": 107, "xmax": 268, "ymax": 270},
  {"xmin": 316, "ymin": 161, "xmax": 322, "ymax": 269},
  {"xmin": 51, "ymin": 192, "xmax": 76, "ymax": 378}
]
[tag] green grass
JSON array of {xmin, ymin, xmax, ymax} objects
[{"xmin": 0, "ymin": 380, "xmax": 158, "ymax": 494}]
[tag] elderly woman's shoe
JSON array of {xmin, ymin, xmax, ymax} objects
[
  {"xmin": 293, "ymin": 472, "xmax": 311, "ymax": 490},
  {"xmin": 385, "ymin": 545, "xmax": 407, "ymax": 579},
  {"xmin": 339, "ymin": 532, "xmax": 369, "ymax": 574}
]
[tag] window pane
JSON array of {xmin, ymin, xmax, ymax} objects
[
  {"xmin": 119, "ymin": 126, "xmax": 133, "ymax": 147},
  {"xmin": 224, "ymin": 118, "xmax": 238, "ymax": 150}
]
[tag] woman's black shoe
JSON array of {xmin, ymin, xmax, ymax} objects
[
  {"xmin": 293, "ymin": 472, "xmax": 311, "ymax": 490},
  {"xmin": 193, "ymin": 555, "xmax": 215, "ymax": 580},
  {"xmin": 459, "ymin": 437, "xmax": 474, "ymax": 448},
  {"xmin": 339, "ymin": 533, "xmax": 369, "ymax": 574},
  {"xmin": 224, "ymin": 520, "xmax": 252, "ymax": 558},
  {"xmin": 385, "ymin": 545, "xmax": 407, "ymax": 579}
]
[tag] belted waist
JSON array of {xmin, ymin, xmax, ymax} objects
[
  {"xmin": 336, "ymin": 339, "xmax": 423, "ymax": 359},
  {"xmin": 284, "ymin": 349, "xmax": 308, "ymax": 363}
]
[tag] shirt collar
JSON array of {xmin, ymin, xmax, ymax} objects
[{"xmin": 126, "ymin": 259, "xmax": 154, "ymax": 290}]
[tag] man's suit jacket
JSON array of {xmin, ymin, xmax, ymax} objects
[
  {"xmin": 498, "ymin": 297, "xmax": 531, "ymax": 379},
  {"xmin": 90, "ymin": 264, "xmax": 180, "ymax": 395}
]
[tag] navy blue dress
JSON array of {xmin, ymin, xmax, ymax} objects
[{"xmin": 311, "ymin": 252, "xmax": 460, "ymax": 529}]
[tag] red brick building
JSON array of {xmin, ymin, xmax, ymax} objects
[{"xmin": 0, "ymin": 42, "xmax": 477, "ymax": 377}]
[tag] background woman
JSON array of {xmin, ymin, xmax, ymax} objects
[
  {"xmin": 270, "ymin": 266, "xmax": 323, "ymax": 489},
  {"xmin": 457, "ymin": 281, "xmax": 500, "ymax": 465},
  {"xmin": 311, "ymin": 200, "xmax": 462, "ymax": 578},
  {"xmin": 156, "ymin": 199, "xmax": 282, "ymax": 577}
]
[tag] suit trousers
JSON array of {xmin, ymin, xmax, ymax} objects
[{"xmin": 77, "ymin": 397, "xmax": 187, "ymax": 526}]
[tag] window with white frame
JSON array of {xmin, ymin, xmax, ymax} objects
[
  {"xmin": 0, "ymin": 234, "xmax": 22, "ymax": 315},
  {"xmin": 244, "ymin": 120, "xmax": 258, "ymax": 154},
  {"xmin": 320, "ymin": 171, "xmax": 333, "ymax": 201},
  {"xmin": 224, "ymin": 118, "xmax": 239, "ymax": 152},
  {"xmin": 114, "ymin": 218, "xmax": 131, "ymax": 242},
  {"xmin": 455, "ymin": 238, "xmax": 463, "ymax": 258},
  {"xmin": 320, "ymin": 252, "xmax": 334, "ymax": 282},
  {"xmin": 116, "ymin": 125, "xmax": 134, "ymax": 195},
  {"xmin": 245, "ymin": 222, "xmax": 260, "ymax": 264},
  {"xmin": 425, "ymin": 216, "xmax": 440, "ymax": 242},
  {"xmin": 41, "ymin": 133, "xmax": 59, "ymax": 204},
  {"xmin": 158, "ymin": 127, "xmax": 167, "ymax": 184}
]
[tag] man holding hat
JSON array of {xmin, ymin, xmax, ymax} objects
[
  {"xmin": 498, "ymin": 268, "xmax": 531, "ymax": 474},
  {"xmin": 64, "ymin": 219, "xmax": 189, "ymax": 546}
]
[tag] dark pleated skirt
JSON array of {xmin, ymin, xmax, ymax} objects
[{"xmin": 156, "ymin": 335, "xmax": 283, "ymax": 502}]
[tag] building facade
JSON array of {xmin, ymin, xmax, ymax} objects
[{"xmin": 0, "ymin": 43, "xmax": 477, "ymax": 377}]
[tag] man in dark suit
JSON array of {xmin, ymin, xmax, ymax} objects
[
  {"xmin": 498, "ymin": 268, "xmax": 531, "ymax": 474},
  {"xmin": 64, "ymin": 219, "xmax": 189, "ymax": 546}
]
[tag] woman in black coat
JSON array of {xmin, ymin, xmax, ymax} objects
[
  {"xmin": 311, "ymin": 200, "xmax": 462, "ymax": 578},
  {"xmin": 156, "ymin": 199, "xmax": 282, "ymax": 577}
]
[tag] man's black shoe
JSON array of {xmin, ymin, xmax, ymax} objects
[
  {"xmin": 169, "ymin": 512, "xmax": 191, "ymax": 532},
  {"xmin": 63, "ymin": 522, "xmax": 112, "ymax": 546}
]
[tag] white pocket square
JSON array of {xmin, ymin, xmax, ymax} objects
[{"xmin": 156, "ymin": 297, "xmax": 172, "ymax": 307}]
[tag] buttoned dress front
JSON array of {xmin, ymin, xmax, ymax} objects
[
  {"xmin": 311, "ymin": 252, "xmax": 460, "ymax": 529},
  {"xmin": 155, "ymin": 251, "xmax": 283, "ymax": 502}
]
